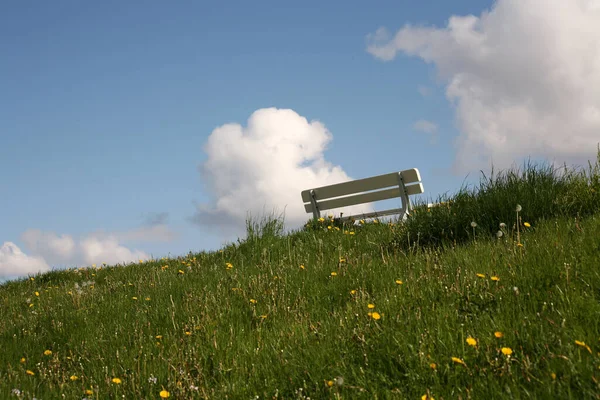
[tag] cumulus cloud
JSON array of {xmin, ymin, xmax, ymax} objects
[
  {"xmin": 192, "ymin": 107, "xmax": 374, "ymax": 236},
  {"xmin": 367, "ymin": 0, "xmax": 600, "ymax": 172},
  {"xmin": 414, "ymin": 119, "xmax": 439, "ymax": 144},
  {"xmin": 0, "ymin": 242, "xmax": 50, "ymax": 278}
]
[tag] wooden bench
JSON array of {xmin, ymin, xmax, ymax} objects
[{"xmin": 301, "ymin": 168, "xmax": 424, "ymax": 222}]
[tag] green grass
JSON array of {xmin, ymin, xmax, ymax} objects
[{"xmin": 2, "ymin": 153, "xmax": 600, "ymax": 399}]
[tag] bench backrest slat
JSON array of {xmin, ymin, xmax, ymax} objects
[
  {"xmin": 300, "ymin": 168, "xmax": 421, "ymax": 203},
  {"xmin": 303, "ymin": 183, "xmax": 424, "ymax": 213}
]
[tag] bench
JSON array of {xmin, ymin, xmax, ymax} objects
[{"xmin": 301, "ymin": 168, "xmax": 424, "ymax": 222}]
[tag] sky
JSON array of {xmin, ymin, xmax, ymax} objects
[{"xmin": 2, "ymin": 0, "xmax": 600, "ymax": 281}]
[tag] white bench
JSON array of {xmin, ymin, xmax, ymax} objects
[{"xmin": 301, "ymin": 168, "xmax": 424, "ymax": 222}]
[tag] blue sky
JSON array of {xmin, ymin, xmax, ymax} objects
[{"xmin": 2, "ymin": 0, "xmax": 599, "ymax": 280}]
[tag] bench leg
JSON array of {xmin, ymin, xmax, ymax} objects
[{"xmin": 309, "ymin": 190, "xmax": 321, "ymax": 220}]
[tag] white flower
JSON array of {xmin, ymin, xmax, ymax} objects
[
  {"xmin": 471, "ymin": 221, "xmax": 477, "ymax": 228},
  {"xmin": 496, "ymin": 230, "xmax": 503, "ymax": 238},
  {"xmin": 499, "ymin": 222, "xmax": 506, "ymax": 229},
  {"xmin": 516, "ymin": 204, "xmax": 522, "ymax": 212}
]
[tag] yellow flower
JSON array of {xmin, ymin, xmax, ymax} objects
[
  {"xmin": 451, "ymin": 357, "xmax": 466, "ymax": 366},
  {"xmin": 44, "ymin": 350, "xmax": 52, "ymax": 356},
  {"xmin": 330, "ymin": 272, "xmax": 337, "ymax": 276},
  {"xmin": 349, "ymin": 231, "xmax": 355, "ymax": 235},
  {"xmin": 112, "ymin": 377, "xmax": 122, "ymax": 384},
  {"xmin": 395, "ymin": 279, "xmax": 403, "ymax": 285},
  {"xmin": 160, "ymin": 390, "xmax": 170, "ymax": 398},
  {"xmin": 476, "ymin": 273, "xmax": 485, "ymax": 278},
  {"xmin": 20, "ymin": 357, "xmax": 26, "ymax": 363},
  {"xmin": 466, "ymin": 336, "xmax": 477, "ymax": 347},
  {"xmin": 300, "ymin": 264, "xmax": 305, "ymax": 269},
  {"xmin": 85, "ymin": 389, "xmax": 93, "ymax": 395},
  {"xmin": 26, "ymin": 370, "xmax": 35, "ymax": 376},
  {"xmin": 156, "ymin": 335, "xmax": 162, "ymax": 339},
  {"xmin": 35, "ymin": 291, "xmax": 39, "ymax": 297},
  {"xmin": 524, "ymin": 222, "xmax": 531, "ymax": 227},
  {"xmin": 226, "ymin": 263, "xmax": 233, "ymax": 269},
  {"xmin": 326, "ymin": 380, "xmax": 334, "ymax": 387},
  {"xmin": 494, "ymin": 331, "xmax": 504, "ymax": 338},
  {"xmin": 318, "ymin": 217, "xmax": 325, "ymax": 222},
  {"xmin": 145, "ymin": 297, "xmax": 151, "ymax": 301},
  {"xmin": 359, "ymin": 219, "xmax": 365, "ymax": 224},
  {"xmin": 327, "ymin": 226, "xmax": 332, "ymax": 230},
  {"xmin": 185, "ymin": 331, "xmax": 191, "ymax": 336},
  {"xmin": 422, "ymin": 395, "xmax": 435, "ymax": 400},
  {"xmin": 350, "ymin": 290, "xmax": 357, "ymax": 295},
  {"xmin": 367, "ymin": 304, "xmax": 375, "ymax": 309},
  {"xmin": 339, "ymin": 257, "xmax": 346, "ymax": 263},
  {"xmin": 551, "ymin": 372, "xmax": 556, "ymax": 380},
  {"xmin": 178, "ymin": 270, "xmax": 185, "ymax": 274},
  {"xmin": 429, "ymin": 363, "xmax": 437, "ymax": 370},
  {"xmin": 501, "ymin": 347, "xmax": 513, "ymax": 356},
  {"xmin": 491, "ymin": 276, "xmax": 500, "ymax": 281},
  {"xmin": 132, "ymin": 297, "xmax": 138, "ymax": 300},
  {"xmin": 70, "ymin": 375, "xmax": 78, "ymax": 381},
  {"xmin": 575, "ymin": 340, "xmax": 592, "ymax": 354},
  {"xmin": 371, "ymin": 312, "xmax": 381, "ymax": 320},
  {"xmin": 250, "ymin": 299, "xmax": 257, "ymax": 304}
]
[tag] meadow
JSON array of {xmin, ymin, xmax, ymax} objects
[{"xmin": 1, "ymin": 153, "xmax": 600, "ymax": 399}]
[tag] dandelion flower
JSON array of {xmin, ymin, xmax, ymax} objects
[
  {"xmin": 184, "ymin": 331, "xmax": 191, "ymax": 336},
  {"xmin": 112, "ymin": 377, "xmax": 122, "ymax": 384},
  {"xmin": 350, "ymin": 290, "xmax": 356, "ymax": 295},
  {"xmin": 20, "ymin": 357, "xmax": 25, "ymax": 363},
  {"xmin": 371, "ymin": 312, "xmax": 381, "ymax": 320},
  {"xmin": 551, "ymin": 372, "xmax": 556, "ymax": 380},
  {"xmin": 26, "ymin": 370, "xmax": 35, "ymax": 376},
  {"xmin": 429, "ymin": 363, "xmax": 437, "ymax": 370},
  {"xmin": 496, "ymin": 230, "xmax": 503, "ymax": 238},
  {"xmin": 494, "ymin": 331, "xmax": 504, "ymax": 338},
  {"xmin": 339, "ymin": 257, "xmax": 346, "ymax": 263},
  {"xmin": 43, "ymin": 350, "xmax": 52, "ymax": 356},
  {"xmin": 300, "ymin": 264, "xmax": 305, "ymax": 270},
  {"xmin": 451, "ymin": 357, "xmax": 466, "ymax": 366},
  {"xmin": 359, "ymin": 219, "xmax": 365, "ymax": 224},
  {"xmin": 395, "ymin": 279, "xmax": 403, "ymax": 285},
  {"xmin": 499, "ymin": 222, "xmax": 506, "ymax": 229},
  {"xmin": 575, "ymin": 340, "xmax": 592, "ymax": 354},
  {"xmin": 160, "ymin": 390, "xmax": 170, "ymax": 398},
  {"xmin": 330, "ymin": 272, "xmax": 337, "ymax": 276},
  {"xmin": 476, "ymin": 273, "xmax": 485, "ymax": 278},
  {"xmin": 471, "ymin": 221, "xmax": 477, "ymax": 228},
  {"xmin": 524, "ymin": 222, "xmax": 531, "ymax": 227},
  {"xmin": 225, "ymin": 263, "xmax": 233, "ymax": 269},
  {"xmin": 70, "ymin": 375, "xmax": 78, "ymax": 381},
  {"xmin": 250, "ymin": 299, "xmax": 257, "ymax": 304},
  {"xmin": 466, "ymin": 337, "xmax": 477, "ymax": 347},
  {"xmin": 85, "ymin": 389, "xmax": 93, "ymax": 395},
  {"xmin": 367, "ymin": 304, "xmax": 375, "ymax": 309},
  {"xmin": 501, "ymin": 347, "xmax": 513, "ymax": 356},
  {"xmin": 178, "ymin": 270, "xmax": 184, "ymax": 274},
  {"xmin": 35, "ymin": 291, "xmax": 39, "ymax": 297},
  {"xmin": 327, "ymin": 226, "xmax": 332, "ymax": 230},
  {"xmin": 422, "ymin": 395, "xmax": 435, "ymax": 400},
  {"xmin": 132, "ymin": 297, "xmax": 138, "ymax": 300},
  {"xmin": 491, "ymin": 276, "xmax": 500, "ymax": 281},
  {"xmin": 516, "ymin": 204, "xmax": 522, "ymax": 212},
  {"xmin": 318, "ymin": 217, "xmax": 325, "ymax": 222}
]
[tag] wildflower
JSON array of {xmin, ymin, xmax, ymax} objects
[
  {"xmin": 148, "ymin": 375, "xmax": 158, "ymax": 384},
  {"xmin": 494, "ymin": 331, "xmax": 504, "ymax": 338},
  {"xmin": 501, "ymin": 347, "xmax": 513, "ymax": 356},
  {"xmin": 300, "ymin": 264, "xmax": 305, "ymax": 270},
  {"xmin": 349, "ymin": 231, "xmax": 355, "ymax": 235},
  {"xmin": 326, "ymin": 380, "xmax": 334, "ymax": 387},
  {"xmin": 575, "ymin": 340, "xmax": 592, "ymax": 354},
  {"xmin": 330, "ymin": 272, "xmax": 337, "ymax": 276},
  {"xmin": 178, "ymin": 270, "xmax": 184, "ymax": 274},
  {"xmin": 185, "ymin": 331, "xmax": 191, "ymax": 336},
  {"xmin": 496, "ymin": 230, "xmax": 503, "ymax": 238},
  {"xmin": 516, "ymin": 204, "xmax": 522, "ymax": 212},
  {"xmin": 471, "ymin": 221, "xmax": 477, "ymax": 228},
  {"xmin": 145, "ymin": 297, "xmax": 151, "ymax": 301},
  {"xmin": 132, "ymin": 297, "xmax": 138, "ymax": 300},
  {"xmin": 367, "ymin": 304, "xmax": 375, "ymax": 309},
  {"xmin": 395, "ymin": 279, "xmax": 403, "ymax": 285},
  {"xmin": 422, "ymin": 395, "xmax": 435, "ymax": 400},
  {"xmin": 20, "ymin": 357, "xmax": 25, "ymax": 363},
  {"xmin": 371, "ymin": 312, "xmax": 381, "ymax": 320},
  {"xmin": 339, "ymin": 257, "xmax": 346, "ymax": 263},
  {"xmin": 35, "ymin": 291, "xmax": 39, "ymax": 297},
  {"xmin": 226, "ymin": 263, "xmax": 233, "ymax": 270},
  {"xmin": 466, "ymin": 336, "xmax": 477, "ymax": 347},
  {"xmin": 250, "ymin": 299, "xmax": 257, "ymax": 304},
  {"xmin": 112, "ymin": 377, "xmax": 122, "ymax": 384},
  {"xmin": 26, "ymin": 370, "xmax": 35, "ymax": 376},
  {"xmin": 551, "ymin": 372, "xmax": 556, "ymax": 380},
  {"xmin": 451, "ymin": 357, "xmax": 466, "ymax": 366},
  {"xmin": 517, "ymin": 243, "xmax": 524, "ymax": 247},
  {"xmin": 12, "ymin": 389, "xmax": 21, "ymax": 396},
  {"xmin": 429, "ymin": 363, "xmax": 437, "ymax": 370},
  {"xmin": 476, "ymin": 273, "xmax": 486, "ymax": 278},
  {"xmin": 70, "ymin": 375, "xmax": 78, "ymax": 381},
  {"xmin": 359, "ymin": 219, "xmax": 365, "ymax": 224},
  {"xmin": 160, "ymin": 390, "xmax": 170, "ymax": 398},
  {"xmin": 327, "ymin": 226, "xmax": 332, "ymax": 230},
  {"xmin": 155, "ymin": 335, "xmax": 162, "ymax": 339},
  {"xmin": 85, "ymin": 389, "xmax": 93, "ymax": 395},
  {"xmin": 334, "ymin": 227, "xmax": 340, "ymax": 231},
  {"xmin": 499, "ymin": 222, "xmax": 506, "ymax": 229},
  {"xmin": 318, "ymin": 217, "xmax": 325, "ymax": 222},
  {"xmin": 350, "ymin": 290, "xmax": 356, "ymax": 295},
  {"xmin": 44, "ymin": 350, "xmax": 52, "ymax": 356},
  {"xmin": 335, "ymin": 376, "xmax": 344, "ymax": 386},
  {"xmin": 524, "ymin": 222, "xmax": 531, "ymax": 227},
  {"xmin": 491, "ymin": 276, "xmax": 500, "ymax": 281}
]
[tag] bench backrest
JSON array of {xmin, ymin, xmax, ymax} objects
[{"xmin": 301, "ymin": 168, "xmax": 424, "ymax": 220}]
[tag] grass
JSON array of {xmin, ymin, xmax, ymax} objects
[{"xmin": 2, "ymin": 152, "xmax": 600, "ymax": 399}]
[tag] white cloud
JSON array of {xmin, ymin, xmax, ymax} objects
[
  {"xmin": 192, "ymin": 107, "xmax": 374, "ymax": 236},
  {"xmin": 79, "ymin": 236, "xmax": 149, "ymax": 266},
  {"xmin": 367, "ymin": 0, "xmax": 600, "ymax": 173},
  {"xmin": 0, "ymin": 242, "xmax": 50, "ymax": 279},
  {"xmin": 413, "ymin": 119, "xmax": 439, "ymax": 144}
]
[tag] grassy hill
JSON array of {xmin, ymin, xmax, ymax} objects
[{"xmin": 2, "ymin": 156, "xmax": 600, "ymax": 399}]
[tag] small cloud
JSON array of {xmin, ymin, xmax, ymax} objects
[
  {"xmin": 413, "ymin": 119, "xmax": 439, "ymax": 144},
  {"xmin": 0, "ymin": 242, "xmax": 50, "ymax": 279},
  {"xmin": 418, "ymin": 85, "xmax": 431, "ymax": 97}
]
